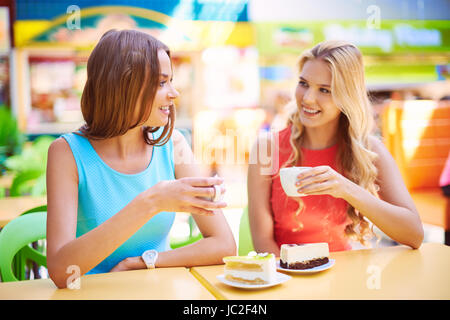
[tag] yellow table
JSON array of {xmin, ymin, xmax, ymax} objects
[
  {"xmin": 0, "ymin": 267, "xmax": 215, "ymax": 300},
  {"xmin": 191, "ymin": 242, "xmax": 450, "ymax": 300},
  {"xmin": 0, "ymin": 196, "xmax": 46, "ymax": 227}
]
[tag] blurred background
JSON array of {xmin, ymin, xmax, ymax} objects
[{"xmin": 0, "ymin": 0, "xmax": 449, "ymax": 279}]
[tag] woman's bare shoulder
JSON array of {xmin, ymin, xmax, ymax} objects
[
  {"xmin": 47, "ymin": 137, "xmax": 78, "ymax": 181},
  {"xmin": 368, "ymin": 134, "xmax": 383, "ymax": 149},
  {"xmin": 171, "ymin": 128, "xmax": 184, "ymax": 143},
  {"xmin": 48, "ymin": 137, "xmax": 77, "ymax": 163},
  {"xmin": 367, "ymin": 135, "xmax": 392, "ymax": 159},
  {"xmin": 49, "ymin": 136, "xmax": 70, "ymax": 151}
]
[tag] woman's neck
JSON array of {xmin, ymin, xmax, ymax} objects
[
  {"xmin": 90, "ymin": 126, "xmax": 147, "ymax": 160},
  {"xmin": 301, "ymin": 126, "xmax": 338, "ymax": 150}
]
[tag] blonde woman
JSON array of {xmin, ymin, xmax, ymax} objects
[{"xmin": 248, "ymin": 40, "xmax": 423, "ymax": 255}]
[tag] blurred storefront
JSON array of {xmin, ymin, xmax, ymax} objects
[
  {"xmin": 250, "ymin": 0, "xmax": 450, "ymax": 133},
  {"xmin": 6, "ymin": 1, "xmax": 450, "ymax": 196},
  {"xmin": 247, "ymin": 0, "xmax": 450, "ymax": 232},
  {"xmin": 0, "ymin": 2, "xmax": 11, "ymax": 107},
  {"xmin": 10, "ymin": 0, "xmax": 265, "ymax": 171},
  {"xmin": 11, "ymin": 0, "xmax": 450, "ymax": 143}
]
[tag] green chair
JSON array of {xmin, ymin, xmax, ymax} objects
[
  {"xmin": 21, "ymin": 205, "xmax": 47, "ymax": 216},
  {"xmin": 0, "ymin": 211, "xmax": 47, "ymax": 282},
  {"xmin": 14, "ymin": 205, "xmax": 48, "ymax": 280},
  {"xmin": 238, "ymin": 206, "xmax": 255, "ymax": 255},
  {"xmin": 5, "ymin": 204, "xmax": 48, "ymax": 280}
]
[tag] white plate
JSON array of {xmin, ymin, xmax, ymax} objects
[
  {"xmin": 217, "ymin": 272, "xmax": 291, "ymax": 289},
  {"xmin": 276, "ymin": 259, "xmax": 335, "ymax": 273}
]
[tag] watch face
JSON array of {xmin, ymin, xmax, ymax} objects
[
  {"xmin": 144, "ymin": 250, "xmax": 157, "ymax": 261},
  {"xmin": 143, "ymin": 250, "xmax": 158, "ymax": 267}
]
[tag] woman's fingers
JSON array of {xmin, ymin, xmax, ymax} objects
[
  {"xmin": 296, "ymin": 170, "xmax": 333, "ymax": 188},
  {"xmin": 294, "ymin": 167, "xmax": 339, "ymax": 196},
  {"xmin": 187, "ymin": 186, "xmax": 215, "ymax": 198},
  {"xmin": 192, "ymin": 197, "xmax": 227, "ymax": 209},
  {"xmin": 177, "ymin": 192, "xmax": 227, "ymax": 210},
  {"xmin": 187, "ymin": 185, "xmax": 227, "ymax": 199},
  {"xmin": 148, "ymin": 178, "xmax": 227, "ymax": 214},
  {"xmin": 181, "ymin": 176, "xmax": 224, "ymax": 187},
  {"xmin": 297, "ymin": 180, "xmax": 337, "ymax": 195},
  {"xmin": 296, "ymin": 166, "xmax": 329, "ymax": 179}
]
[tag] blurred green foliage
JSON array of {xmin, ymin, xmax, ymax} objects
[
  {"xmin": 4, "ymin": 136, "xmax": 55, "ymax": 196},
  {"xmin": 0, "ymin": 105, "xmax": 25, "ymax": 174}
]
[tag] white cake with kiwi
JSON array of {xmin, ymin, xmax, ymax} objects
[
  {"xmin": 223, "ymin": 252, "xmax": 276, "ymax": 285},
  {"xmin": 280, "ymin": 243, "xmax": 329, "ymax": 269}
]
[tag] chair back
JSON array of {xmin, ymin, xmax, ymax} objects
[
  {"xmin": 21, "ymin": 205, "xmax": 48, "ymax": 216},
  {"xmin": 0, "ymin": 211, "xmax": 47, "ymax": 282}
]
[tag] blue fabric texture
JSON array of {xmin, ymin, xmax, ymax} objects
[{"xmin": 61, "ymin": 129, "xmax": 175, "ymax": 274}]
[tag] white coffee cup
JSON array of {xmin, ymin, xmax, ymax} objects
[
  {"xmin": 279, "ymin": 166, "xmax": 312, "ymax": 197},
  {"xmin": 199, "ymin": 175, "xmax": 224, "ymax": 202},
  {"xmin": 212, "ymin": 184, "xmax": 224, "ymax": 202}
]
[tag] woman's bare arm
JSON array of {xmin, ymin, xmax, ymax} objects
[
  {"xmin": 295, "ymin": 135, "xmax": 424, "ymax": 249},
  {"xmin": 345, "ymin": 136, "xmax": 424, "ymax": 248},
  {"xmin": 247, "ymin": 133, "xmax": 281, "ymax": 256},
  {"xmin": 46, "ymin": 137, "xmax": 226, "ymax": 288},
  {"xmin": 109, "ymin": 130, "xmax": 236, "ymax": 272},
  {"xmin": 46, "ymin": 138, "xmax": 159, "ymax": 288}
]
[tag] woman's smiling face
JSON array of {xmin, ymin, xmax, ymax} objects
[
  {"xmin": 295, "ymin": 58, "xmax": 341, "ymax": 130},
  {"xmin": 144, "ymin": 49, "xmax": 179, "ymax": 127}
]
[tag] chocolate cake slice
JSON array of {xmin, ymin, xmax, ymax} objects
[{"xmin": 280, "ymin": 243, "xmax": 329, "ymax": 269}]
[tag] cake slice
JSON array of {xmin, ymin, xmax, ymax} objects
[
  {"xmin": 223, "ymin": 252, "xmax": 276, "ymax": 285},
  {"xmin": 280, "ymin": 243, "xmax": 329, "ymax": 269}
]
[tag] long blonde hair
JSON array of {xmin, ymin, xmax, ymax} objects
[{"xmin": 285, "ymin": 40, "xmax": 379, "ymax": 246}]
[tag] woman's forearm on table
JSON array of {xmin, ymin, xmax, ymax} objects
[
  {"xmin": 117, "ymin": 234, "xmax": 237, "ymax": 270},
  {"xmin": 48, "ymin": 198, "xmax": 156, "ymax": 288},
  {"xmin": 343, "ymin": 181, "xmax": 423, "ymax": 249},
  {"xmin": 157, "ymin": 234, "xmax": 236, "ymax": 267}
]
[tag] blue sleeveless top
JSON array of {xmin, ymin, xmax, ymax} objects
[{"xmin": 61, "ymin": 129, "xmax": 175, "ymax": 274}]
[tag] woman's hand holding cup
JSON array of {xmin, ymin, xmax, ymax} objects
[
  {"xmin": 138, "ymin": 176, "xmax": 227, "ymax": 216},
  {"xmin": 280, "ymin": 165, "xmax": 351, "ymax": 199},
  {"xmin": 280, "ymin": 167, "xmax": 312, "ymax": 197},
  {"xmin": 197, "ymin": 175, "xmax": 225, "ymax": 203}
]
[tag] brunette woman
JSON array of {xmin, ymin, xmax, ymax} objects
[{"xmin": 46, "ymin": 30, "xmax": 236, "ymax": 288}]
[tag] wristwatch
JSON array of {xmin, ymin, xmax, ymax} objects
[{"xmin": 141, "ymin": 249, "xmax": 158, "ymax": 269}]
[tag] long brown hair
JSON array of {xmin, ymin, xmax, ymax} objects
[{"xmin": 79, "ymin": 29, "xmax": 174, "ymax": 146}]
